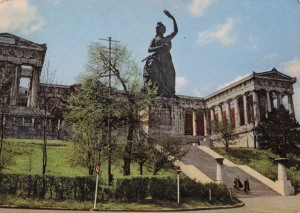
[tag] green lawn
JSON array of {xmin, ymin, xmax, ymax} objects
[
  {"xmin": 2, "ymin": 139, "xmax": 87, "ymax": 176},
  {"xmin": 0, "ymin": 139, "xmax": 240, "ymax": 210},
  {"xmin": 1, "ymin": 139, "xmax": 172, "ymax": 179}
]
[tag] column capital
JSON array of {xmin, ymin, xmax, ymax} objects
[
  {"xmin": 215, "ymin": 157, "xmax": 224, "ymax": 164},
  {"xmin": 275, "ymin": 158, "xmax": 287, "ymax": 164},
  {"xmin": 235, "ymin": 95, "xmax": 242, "ymax": 99},
  {"xmin": 244, "ymin": 91, "xmax": 250, "ymax": 96}
]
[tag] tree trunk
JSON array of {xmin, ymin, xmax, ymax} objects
[
  {"xmin": 0, "ymin": 111, "xmax": 4, "ymax": 156},
  {"xmin": 139, "ymin": 162, "xmax": 143, "ymax": 175},
  {"xmin": 254, "ymin": 134, "xmax": 257, "ymax": 149},
  {"xmin": 225, "ymin": 144, "xmax": 229, "ymax": 153},
  {"xmin": 42, "ymin": 122, "xmax": 47, "ymax": 175},
  {"xmin": 123, "ymin": 117, "xmax": 134, "ymax": 176}
]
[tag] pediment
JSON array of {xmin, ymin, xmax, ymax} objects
[
  {"xmin": 0, "ymin": 33, "xmax": 46, "ymax": 51},
  {"xmin": 254, "ymin": 68, "xmax": 294, "ymax": 81}
]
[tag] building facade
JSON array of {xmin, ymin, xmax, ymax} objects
[
  {"xmin": 149, "ymin": 68, "xmax": 297, "ymax": 147},
  {"xmin": 0, "ymin": 33, "xmax": 298, "ymax": 145},
  {"xmin": 0, "ymin": 33, "xmax": 73, "ymax": 140}
]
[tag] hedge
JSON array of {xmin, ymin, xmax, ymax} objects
[
  {"xmin": 149, "ymin": 176, "xmax": 177, "ymax": 201},
  {"xmin": 0, "ymin": 174, "xmax": 110, "ymax": 201},
  {"xmin": 114, "ymin": 176, "xmax": 150, "ymax": 202},
  {"xmin": 0, "ymin": 173, "xmax": 232, "ymax": 203}
]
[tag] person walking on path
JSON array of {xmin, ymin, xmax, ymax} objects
[{"xmin": 244, "ymin": 178, "xmax": 250, "ymax": 194}]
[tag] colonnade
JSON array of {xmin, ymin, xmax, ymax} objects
[
  {"xmin": 209, "ymin": 89, "xmax": 295, "ymax": 129},
  {"xmin": 6, "ymin": 64, "xmax": 41, "ymax": 107},
  {"xmin": 0, "ymin": 33, "xmax": 46, "ymax": 108}
]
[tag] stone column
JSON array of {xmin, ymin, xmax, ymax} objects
[
  {"xmin": 210, "ymin": 108, "xmax": 215, "ymax": 122},
  {"xmin": 266, "ymin": 91, "xmax": 272, "ymax": 117},
  {"xmin": 215, "ymin": 157, "xmax": 224, "ymax": 184},
  {"xmin": 277, "ymin": 92, "xmax": 282, "ymax": 108},
  {"xmin": 252, "ymin": 91, "xmax": 260, "ymax": 122},
  {"xmin": 288, "ymin": 94, "xmax": 295, "ymax": 115},
  {"xmin": 275, "ymin": 158, "xmax": 295, "ymax": 196},
  {"xmin": 243, "ymin": 94, "xmax": 248, "ymax": 125},
  {"xmin": 210, "ymin": 108, "xmax": 215, "ymax": 134},
  {"xmin": 234, "ymin": 97, "xmax": 240, "ymax": 128},
  {"xmin": 192, "ymin": 110, "xmax": 196, "ymax": 136},
  {"xmin": 218, "ymin": 104, "xmax": 223, "ymax": 123},
  {"xmin": 225, "ymin": 101, "xmax": 231, "ymax": 124},
  {"xmin": 30, "ymin": 66, "xmax": 40, "ymax": 107},
  {"xmin": 10, "ymin": 65, "xmax": 21, "ymax": 105},
  {"xmin": 204, "ymin": 110, "xmax": 208, "ymax": 136},
  {"xmin": 277, "ymin": 158, "xmax": 287, "ymax": 181}
]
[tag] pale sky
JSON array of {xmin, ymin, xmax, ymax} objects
[{"xmin": 1, "ymin": 0, "xmax": 300, "ymax": 120}]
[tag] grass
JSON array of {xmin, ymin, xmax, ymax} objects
[
  {"xmin": 2, "ymin": 139, "xmax": 87, "ymax": 177},
  {"xmin": 214, "ymin": 147, "xmax": 300, "ymax": 190},
  {"xmin": 0, "ymin": 139, "xmax": 240, "ymax": 210},
  {"xmin": 2, "ymin": 139, "xmax": 170, "ymax": 178}
]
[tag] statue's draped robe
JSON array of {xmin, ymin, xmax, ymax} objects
[{"xmin": 144, "ymin": 35, "xmax": 176, "ymax": 97}]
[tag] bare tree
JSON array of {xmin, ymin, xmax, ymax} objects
[
  {"xmin": 246, "ymin": 104, "xmax": 260, "ymax": 148},
  {"xmin": 211, "ymin": 118, "xmax": 238, "ymax": 152},
  {"xmin": 32, "ymin": 61, "xmax": 60, "ymax": 176},
  {"xmin": 146, "ymin": 135, "xmax": 189, "ymax": 175},
  {"xmin": 0, "ymin": 65, "xmax": 12, "ymax": 156}
]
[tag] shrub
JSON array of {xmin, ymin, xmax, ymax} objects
[
  {"xmin": 180, "ymin": 178, "xmax": 204, "ymax": 199},
  {"xmin": 149, "ymin": 176, "xmax": 176, "ymax": 201},
  {"xmin": 180, "ymin": 178, "xmax": 232, "ymax": 203},
  {"xmin": 0, "ymin": 173, "xmax": 232, "ymax": 203},
  {"xmin": 114, "ymin": 176, "xmax": 150, "ymax": 202},
  {"xmin": 0, "ymin": 173, "xmax": 110, "ymax": 201}
]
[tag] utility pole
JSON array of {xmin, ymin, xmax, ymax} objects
[{"xmin": 99, "ymin": 37, "xmax": 119, "ymax": 185}]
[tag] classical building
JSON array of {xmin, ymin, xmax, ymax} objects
[
  {"xmin": 148, "ymin": 68, "xmax": 297, "ymax": 147},
  {"xmin": 0, "ymin": 33, "xmax": 73, "ymax": 140},
  {"xmin": 0, "ymin": 33, "xmax": 298, "ymax": 145}
]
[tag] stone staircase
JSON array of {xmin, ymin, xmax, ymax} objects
[{"xmin": 181, "ymin": 146, "xmax": 279, "ymax": 197}]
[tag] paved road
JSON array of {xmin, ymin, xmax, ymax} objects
[{"xmin": 0, "ymin": 195, "xmax": 299, "ymax": 213}]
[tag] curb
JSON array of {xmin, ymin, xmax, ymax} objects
[{"xmin": 0, "ymin": 202, "xmax": 245, "ymax": 212}]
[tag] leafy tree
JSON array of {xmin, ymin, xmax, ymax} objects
[
  {"xmin": 66, "ymin": 41, "xmax": 156, "ymax": 181},
  {"xmin": 211, "ymin": 118, "xmax": 238, "ymax": 152},
  {"xmin": 255, "ymin": 105, "xmax": 300, "ymax": 158},
  {"xmin": 65, "ymin": 79, "xmax": 119, "ymax": 175},
  {"xmin": 88, "ymin": 41, "xmax": 156, "ymax": 177}
]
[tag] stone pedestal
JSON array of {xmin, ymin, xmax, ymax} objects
[
  {"xmin": 215, "ymin": 157, "xmax": 224, "ymax": 184},
  {"xmin": 275, "ymin": 158, "xmax": 295, "ymax": 196},
  {"xmin": 146, "ymin": 96, "xmax": 206, "ymax": 141}
]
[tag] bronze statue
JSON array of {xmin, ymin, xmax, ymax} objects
[{"xmin": 143, "ymin": 10, "xmax": 178, "ymax": 97}]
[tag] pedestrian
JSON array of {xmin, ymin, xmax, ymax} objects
[
  {"xmin": 237, "ymin": 176, "xmax": 243, "ymax": 189},
  {"xmin": 233, "ymin": 177, "xmax": 238, "ymax": 189},
  {"xmin": 244, "ymin": 178, "xmax": 250, "ymax": 193}
]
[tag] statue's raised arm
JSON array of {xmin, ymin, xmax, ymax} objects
[{"xmin": 164, "ymin": 10, "xmax": 178, "ymax": 39}]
